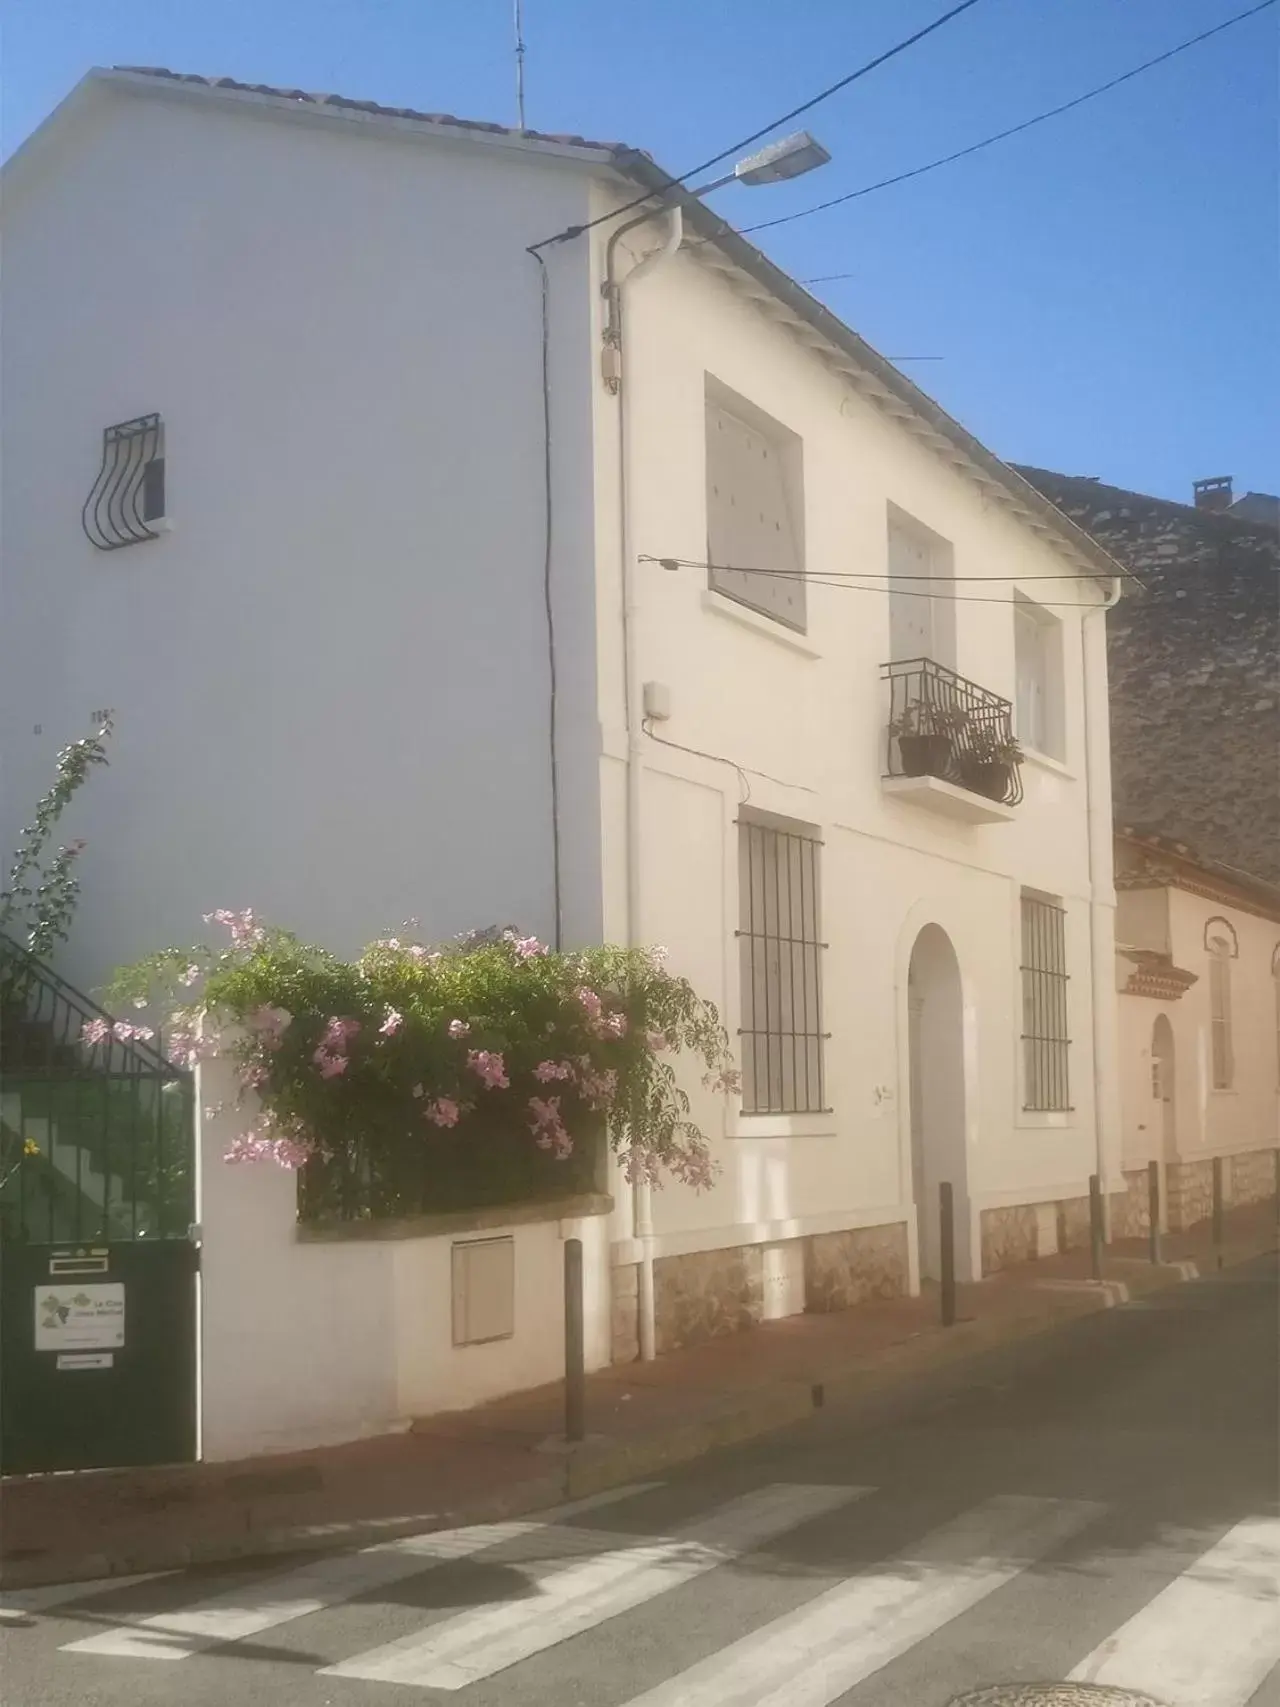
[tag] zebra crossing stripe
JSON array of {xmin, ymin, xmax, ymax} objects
[
  {"xmin": 58, "ymin": 1482, "xmax": 658, "ymax": 1661},
  {"xmin": 618, "ymin": 1494, "xmax": 1103, "ymax": 1707},
  {"xmin": 1068, "ymin": 1514, "xmax": 1280, "ymax": 1707},
  {"xmin": 322, "ymin": 1482, "xmax": 870, "ymax": 1690}
]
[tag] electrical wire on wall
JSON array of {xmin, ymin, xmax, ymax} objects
[
  {"xmin": 641, "ymin": 719, "xmax": 815, "ymax": 805},
  {"xmin": 529, "ymin": 244, "xmax": 564, "ymax": 949},
  {"xmin": 641, "ymin": 555, "xmax": 1132, "ymax": 608}
]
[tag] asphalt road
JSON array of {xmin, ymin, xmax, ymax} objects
[{"xmin": 4, "ymin": 1255, "xmax": 1277, "ymax": 1707}]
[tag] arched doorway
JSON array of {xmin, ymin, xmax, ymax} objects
[
  {"xmin": 907, "ymin": 924, "xmax": 969, "ymax": 1281},
  {"xmin": 1152, "ymin": 1014, "xmax": 1175, "ymax": 1160}
]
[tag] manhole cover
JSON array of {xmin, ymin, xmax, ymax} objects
[{"xmin": 948, "ymin": 1688, "xmax": 1168, "ymax": 1707}]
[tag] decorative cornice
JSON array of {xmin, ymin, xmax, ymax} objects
[{"xmin": 1118, "ymin": 949, "xmax": 1199, "ymax": 1002}]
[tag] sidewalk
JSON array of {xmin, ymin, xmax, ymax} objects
[{"xmin": 3, "ymin": 1199, "xmax": 1274, "ymax": 1589}]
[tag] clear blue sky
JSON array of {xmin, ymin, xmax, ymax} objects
[{"xmin": 4, "ymin": 0, "xmax": 1275, "ymax": 502}]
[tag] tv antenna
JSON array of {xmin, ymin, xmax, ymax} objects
[{"xmin": 513, "ymin": 0, "xmax": 527, "ymax": 130}]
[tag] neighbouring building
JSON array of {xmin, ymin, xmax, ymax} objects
[
  {"xmin": 1017, "ymin": 467, "xmax": 1279, "ymax": 886},
  {"xmin": 1, "ymin": 68, "xmax": 1128, "ymax": 1461},
  {"xmin": 1112, "ymin": 829, "xmax": 1280, "ymax": 1235}
]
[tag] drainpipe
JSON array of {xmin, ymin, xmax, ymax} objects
[
  {"xmin": 604, "ymin": 202, "xmax": 683, "ymax": 1362},
  {"xmin": 1082, "ymin": 574, "xmax": 1124, "ymax": 1231}
]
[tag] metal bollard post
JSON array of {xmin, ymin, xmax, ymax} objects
[
  {"xmin": 1147, "ymin": 1160, "xmax": 1162, "ymax": 1265},
  {"xmin": 1212, "ymin": 1156, "xmax": 1224, "ymax": 1271},
  {"xmin": 1088, "ymin": 1173, "xmax": 1104, "ymax": 1283},
  {"xmin": 564, "ymin": 1237, "xmax": 585, "ymax": 1444},
  {"xmin": 1274, "ymin": 1148, "xmax": 1280, "ymax": 1229},
  {"xmin": 939, "ymin": 1181, "xmax": 957, "ymax": 1328}
]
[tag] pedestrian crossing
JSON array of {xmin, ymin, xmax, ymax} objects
[{"xmin": 32, "ymin": 1481, "xmax": 1280, "ymax": 1706}]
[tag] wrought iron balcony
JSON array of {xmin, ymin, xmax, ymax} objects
[{"xmin": 882, "ymin": 657, "xmax": 1023, "ymax": 818}]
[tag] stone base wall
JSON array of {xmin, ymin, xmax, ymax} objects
[
  {"xmin": 980, "ymin": 1205, "xmax": 1038, "ymax": 1274},
  {"xmin": 1056, "ymin": 1195, "xmax": 1091, "ymax": 1253},
  {"xmin": 611, "ymin": 1262, "xmax": 640, "ymax": 1365},
  {"xmin": 980, "ymin": 1193, "xmax": 1092, "ymax": 1276},
  {"xmin": 1229, "ymin": 1147, "xmax": 1278, "ymax": 1207},
  {"xmin": 1166, "ymin": 1160, "xmax": 1213, "ymax": 1231},
  {"xmin": 653, "ymin": 1244, "xmax": 764, "ymax": 1354},
  {"xmin": 1109, "ymin": 1169, "xmax": 1151, "ymax": 1239},
  {"xmin": 804, "ymin": 1223, "xmax": 909, "ymax": 1314},
  {"xmin": 610, "ymin": 1221, "xmax": 909, "ymax": 1361}
]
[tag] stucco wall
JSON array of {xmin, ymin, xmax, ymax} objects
[
  {"xmin": 0, "ymin": 77, "xmax": 604, "ymax": 999},
  {"xmin": 595, "ymin": 233, "xmax": 1121, "ymax": 1290},
  {"xmin": 197, "ymin": 1055, "xmax": 612, "ymax": 1460}
]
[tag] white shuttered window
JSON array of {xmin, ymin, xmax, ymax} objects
[{"xmin": 706, "ymin": 396, "xmax": 805, "ymax": 630}]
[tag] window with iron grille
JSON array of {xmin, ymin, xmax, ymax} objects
[
  {"xmin": 1020, "ymin": 892, "xmax": 1070, "ymax": 1111},
  {"xmin": 737, "ymin": 817, "xmax": 826, "ymax": 1113}
]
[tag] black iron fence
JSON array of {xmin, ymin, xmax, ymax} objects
[
  {"xmin": 0, "ymin": 934, "xmax": 194, "ymax": 1243},
  {"xmin": 882, "ymin": 657, "xmax": 1024, "ymax": 807}
]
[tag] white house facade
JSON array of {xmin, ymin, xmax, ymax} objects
[
  {"xmin": 1, "ymin": 69, "xmax": 1126, "ymax": 1456},
  {"xmin": 1113, "ymin": 831, "xmax": 1280, "ymax": 1240}
]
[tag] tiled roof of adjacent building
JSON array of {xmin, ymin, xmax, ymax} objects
[{"xmin": 1019, "ymin": 469, "xmax": 1279, "ymax": 888}]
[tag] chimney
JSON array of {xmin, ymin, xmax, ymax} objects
[{"xmin": 1193, "ymin": 475, "xmax": 1233, "ymax": 512}]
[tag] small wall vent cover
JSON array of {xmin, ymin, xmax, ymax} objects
[{"xmin": 451, "ymin": 1236, "xmax": 515, "ymax": 1346}]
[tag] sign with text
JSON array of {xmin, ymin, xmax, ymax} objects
[{"xmin": 34, "ymin": 1283, "xmax": 125, "ymax": 1352}]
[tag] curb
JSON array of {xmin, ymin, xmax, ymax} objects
[{"xmin": 4, "ymin": 1238, "xmax": 1271, "ymax": 1591}]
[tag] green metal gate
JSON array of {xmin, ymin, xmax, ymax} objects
[{"xmin": 0, "ymin": 935, "xmax": 198, "ymax": 1474}]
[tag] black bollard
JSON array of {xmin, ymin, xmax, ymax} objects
[
  {"xmin": 1088, "ymin": 1173, "xmax": 1104, "ymax": 1282},
  {"xmin": 1148, "ymin": 1160, "xmax": 1162, "ymax": 1265},
  {"xmin": 939, "ymin": 1181, "xmax": 957, "ymax": 1328},
  {"xmin": 1212, "ymin": 1156, "xmax": 1224, "ymax": 1271},
  {"xmin": 564, "ymin": 1237, "xmax": 585, "ymax": 1444}
]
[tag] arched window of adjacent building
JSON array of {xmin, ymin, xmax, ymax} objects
[{"xmin": 1204, "ymin": 918, "xmax": 1237, "ymax": 1091}]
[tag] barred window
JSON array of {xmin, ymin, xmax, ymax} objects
[
  {"xmin": 1020, "ymin": 892, "xmax": 1070, "ymax": 1111},
  {"xmin": 737, "ymin": 818, "xmax": 826, "ymax": 1113}
]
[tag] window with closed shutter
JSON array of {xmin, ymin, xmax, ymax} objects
[
  {"xmin": 706, "ymin": 395, "xmax": 805, "ymax": 630},
  {"xmin": 1208, "ymin": 938, "xmax": 1234, "ymax": 1090},
  {"xmin": 1014, "ymin": 595, "xmax": 1064, "ymax": 759}
]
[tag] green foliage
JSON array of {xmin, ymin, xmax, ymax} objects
[
  {"xmin": 0, "ymin": 711, "xmax": 114, "ymax": 961},
  {"xmin": 106, "ymin": 918, "xmax": 738, "ymax": 1219}
]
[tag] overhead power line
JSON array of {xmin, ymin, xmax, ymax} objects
[
  {"xmin": 734, "ymin": 0, "xmax": 1278, "ymax": 241},
  {"xmin": 528, "ymin": 0, "xmax": 986, "ymax": 251},
  {"xmin": 643, "ymin": 556, "xmax": 1120, "ymax": 609}
]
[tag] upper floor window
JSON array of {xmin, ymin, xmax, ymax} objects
[
  {"xmin": 1205, "ymin": 919, "xmax": 1237, "ymax": 1091},
  {"xmin": 705, "ymin": 383, "xmax": 805, "ymax": 631},
  {"xmin": 737, "ymin": 814, "xmax": 826, "ymax": 1114},
  {"xmin": 1014, "ymin": 594, "xmax": 1065, "ymax": 760},
  {"xmin": 887, "ymin": 508, "xmax": 954, "ymax": 669},
  {"xmin": 1021, "ymin": 890, "xmax": 1070, "ymax": 1111}
]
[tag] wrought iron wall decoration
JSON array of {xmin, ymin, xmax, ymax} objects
[{"xmin": 82, "ymin": 414, "xmax": 165, "ymax": 550}]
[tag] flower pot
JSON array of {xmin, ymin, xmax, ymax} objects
[
  {"xmin": 959, "ymin": 758, "xmax": 1014, "ymax": 802},
  {"xmin": 897, "ymin": 732, "xmax": 953, "ymax": 779}
]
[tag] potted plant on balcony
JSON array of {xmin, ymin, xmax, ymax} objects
[
  {"xmin": 956, "ymin": 723, "xmax": 1023, "ymax": 802},
  {"xmin": 889, "ymin": 702, "xmax": 961, "ymax": 780}
]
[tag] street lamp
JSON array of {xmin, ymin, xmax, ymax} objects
[{"xmin": 688, "ymin": 131, "xmax": 832, "ymax": 197}]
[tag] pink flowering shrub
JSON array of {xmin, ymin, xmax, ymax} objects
[{"xmin": 105, "ymin": 921, "xmax": 734, "ymax": 1214}]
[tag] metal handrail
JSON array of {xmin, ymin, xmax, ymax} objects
[
  {"xmin": 0, "ymin": 932, "xmax": 182, "ymax": 1079},
  {"xmin": 881, "ymin": 656, "xmax": 1024, "ymax": 807}
]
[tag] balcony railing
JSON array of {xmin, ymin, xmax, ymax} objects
[{"xmin": 882, "ymin": 657, "xmax": 1024, "ymax": 808}]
